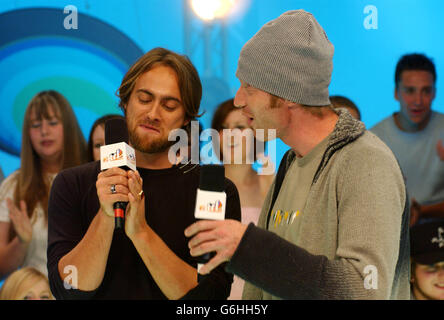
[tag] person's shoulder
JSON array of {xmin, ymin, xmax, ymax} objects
[
  {"xmin": 0, "ymin": 169, "xmax": 19, "ymax": 185},
  {"xmin": 353, "ymin": 130, "xmax": 395, "ymax": 152},
  {"xmin": 370, "ymin": 114, "xmax": 395, "ymax": 132},
  {"xmin": 338, "ymin": 131, "xmax": 400, "ymax": 169},
  {"xmin": 0, "ymin": 169, "xmax": 20, "ymax": 199},
  {"xmin": 432, "ymin": 110, "xmax": 444, "ymax": 116},
  {"xmin": 55, "ymin": 161, "xmax": 100, "ymax": 185},
  {"xmin": 431, "ymin": 110, "xmax": 444, "ymax": 123}
]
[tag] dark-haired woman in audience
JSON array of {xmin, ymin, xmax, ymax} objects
[{"xmin": 87, "ymin": 114, "xmax": 125, "ymax": 162}]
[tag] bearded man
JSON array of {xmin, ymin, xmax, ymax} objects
[{"xmin": 47, "ymin": 47, "xmax": 241, "ymax": 299}]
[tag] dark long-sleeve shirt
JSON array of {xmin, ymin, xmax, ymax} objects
[{"xmin": 47, "ymin": 161, "xmax": 241, "ymax": 300}]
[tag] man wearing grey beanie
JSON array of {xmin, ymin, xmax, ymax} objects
[{"xmin": 186, "ymin": 10, "xmax": 410, "ymax": 299}]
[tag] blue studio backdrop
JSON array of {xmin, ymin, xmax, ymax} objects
[{"xmin": 0, "ymin": 0, "xmax": 443, "ymax": 177}]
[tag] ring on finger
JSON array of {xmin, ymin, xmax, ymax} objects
[{"xmin": 110, "ymin": 184, "xmax": 117, "ymax": 194}]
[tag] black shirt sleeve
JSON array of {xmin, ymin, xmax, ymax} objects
[
  {"xmin": 48, "ymin": 164, "xmax": 242, "ymax": 300},
  {"xmin": 47, "ymin": 164, "xmax": 99, "ymax": 300}
]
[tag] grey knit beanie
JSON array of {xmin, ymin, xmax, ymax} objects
[{"xmin": 236, "ymin": 10, "xmax": 334, "ymax": 106}]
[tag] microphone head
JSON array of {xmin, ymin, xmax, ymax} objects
[
  {"xmin": 105, "ymin": 118, "xmax": 129, "ymax": 145},
  {"xmin": 199, "ymin": 165, "xmax": 225, "ymax": 192}
]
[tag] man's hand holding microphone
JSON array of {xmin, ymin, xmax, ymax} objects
[
  {"xmin": 96, "ymin": 167, "xmax": 146, "ymax": 239},
  {"xmin": 98, "ymin": 118, "xmax": 147, "ymax": 240}
]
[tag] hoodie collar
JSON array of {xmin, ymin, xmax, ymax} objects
[{"xmin": 285, "ymin": 108, "xmax": 366, "ymax": 184}]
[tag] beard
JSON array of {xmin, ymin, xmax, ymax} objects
[
  {"xmin": 129, "ymin": 129, "xmax": 174, "ymax": 154},
  {"xmin": 128, "ymin": 118, "xmax": 175, "ymax": 154}
]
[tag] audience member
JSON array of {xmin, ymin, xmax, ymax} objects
[
  {"xmin": 0, "ymin": 90, "xmax": 87, "ymax": 279},
  {"xmin": 330, "ymin": 95, "xmax": 361, "ymax": 120},
  {"xmin": 410, "ymin": 199, "xmax": 444, "ymax": 226},
  {"xmin": 0, "ymin": 266, "xmax": 53, "ymax": 300},
  {"xmin": 186, "ymin": 10, "xmax": 410, "ymax": 299},
  {"xmin": 371, "ymin": 54, "xmax": 444, "ymax": 213},
  {"xmin": 47, "ymin": 47, "xmax": 241, "ymax": 299},
  {"xmin": 87, "ymin": 114, "xmax": 125, "ymax": 162},
  {"xmin": 410, "ymin": 219, "xmax": 444, "ymax": 300},
  {"xmin": 211, "ymin": 98, "xmax": 274, "ymax": 299}
]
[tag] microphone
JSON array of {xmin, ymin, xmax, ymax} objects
[
  {"xmin": 194, "ymin": 165, "xmax": 226, "ymax": 277},
  {"xmin": 100, "ymin": 118, "xmax": 136, "ymax": 230}
]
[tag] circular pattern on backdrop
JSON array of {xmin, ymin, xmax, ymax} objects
[{"xmin": 0, "ymin": 7, "xmax": 144, "ymax": 156}]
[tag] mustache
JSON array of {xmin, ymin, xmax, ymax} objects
[{"xmin": 133, "ymin": 118, "xmax": 160, "ymax": 130}]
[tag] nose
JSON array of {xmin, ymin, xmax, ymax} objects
[
  {"xmin": 146, "ymin": 100, "xmax": 161, "ymax": 122},
  {"xmin": 413, "ymin": 91, "xmax": 423, "ymax": 106},
  {"xmin": 40, "ymin": 120, "xmax": 49, "ymax": 136},
  {"xmin": 234, "ymin": 86, "xmax": 246, "ymax": 109}
]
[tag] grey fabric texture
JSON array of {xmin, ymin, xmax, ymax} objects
[{"xmin": 236, "ymin": 10, "xmax": 334, "ymax": 106}]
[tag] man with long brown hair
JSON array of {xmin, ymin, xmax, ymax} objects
[{"xmin": 47, "ymin": 47, "xmax": 241, "ymax": 299}]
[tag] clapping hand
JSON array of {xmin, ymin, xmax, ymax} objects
[{"xmin": 6, "ymin": 198, "xmax": 32, "ymax": 244}]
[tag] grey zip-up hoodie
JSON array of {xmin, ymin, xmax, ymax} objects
[{"xmin": 226, "ymin": 109, "xmax": 411, "ymax": 300}]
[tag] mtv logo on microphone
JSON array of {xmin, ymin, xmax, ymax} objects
[
  {"xmin": 194, "ymin": 190, "xmax": 226, "ymax": 220},
  {"xmin": 100, "ymin": 142, "xmax": 137, "ymax": 171},
  {"xmin": 199, "ymin": 199, "xmax": 223, "ymax": 213}
]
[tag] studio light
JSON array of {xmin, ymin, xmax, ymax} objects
[{"xmin": 189, "ymin": 0, "xmax": 236, "ymax": 21}]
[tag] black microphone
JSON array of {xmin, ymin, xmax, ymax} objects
[
  {"xmin": 100, "ymin": 118, "xmax": 136, "ymax": 230},
  {"xmin": 194, "ymin": 165, "xmax": 226, "ymax": 279}
]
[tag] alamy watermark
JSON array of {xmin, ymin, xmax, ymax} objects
[
  {"xmin": 363, "ymin": 265, "xmax": 378, "ymax": 290},
  {"xmin": 63, "ymin": 265, "xmax": 78, "ymax": 290},
  {"xmin": 168, "ymin": 121, "xmax": 276, "ymax": 175},
  {"xmin": 63, "ymin": 5, "xmax": 78, "ymax": 30},
  {"xmin": 363, "ymin": 5, "xmax": 378, "ymax": 30}
]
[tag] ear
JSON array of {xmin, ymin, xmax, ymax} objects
[
  {"xmin": 121, "ymin": 104, "xmax": 128, "ymax": 116},
  {"xmin": 394, "ymin": 87, "xmax": 400, "ymax": 101}
]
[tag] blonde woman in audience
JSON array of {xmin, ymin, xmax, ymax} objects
[
  {"xmin": 0, "ymin": 267, "xmax": 53, "ymax": 300},
  {"xmin": 212, "ymin": 98, "xmax": 274, "ymax": 299},
  {"xmin": 0, "ymin": 90, "xmax": 87, "ymax": 279}
]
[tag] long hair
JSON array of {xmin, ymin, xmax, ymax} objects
[
  {"xmin": 0, "ymin": 267, "xmax": 53, "ymax": 300},
  {"xmin": 11, "ymin": 90, "xmax": 87, "ymax": 238}
]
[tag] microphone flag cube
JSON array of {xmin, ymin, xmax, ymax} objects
[{"xmin": 100, "ymin": 142, "xmax": 137, "ymax": 171}]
